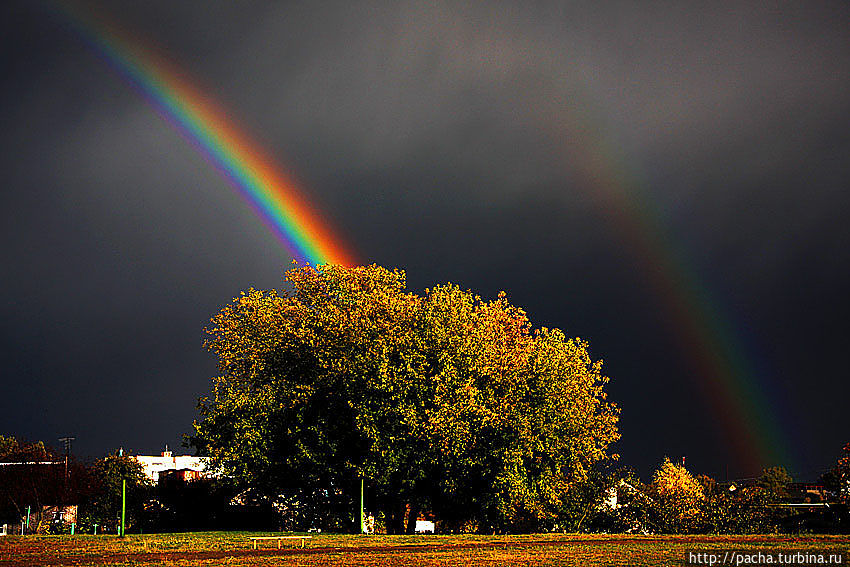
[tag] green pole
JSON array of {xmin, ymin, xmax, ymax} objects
[
  {"xmin": 25, "ymin": 505, "xmax": 30, "ymax": 533},
  {"xmin": 120, "ymin": 479, "xmax": 126, "ymax": 537},
  {"xmin": 360, "ymin": 478, "xmax": 365, "ymax": 534}
]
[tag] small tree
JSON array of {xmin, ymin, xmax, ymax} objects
[
  {"xmin": 758, "ymin": 466, "xmax": 793, "ymax": 500},
  {"xmin": 649, "ymin": 458, "xmax": 705, "ymax": 533},
  {"xmin": 79, "ymin": 451, "xmax": 150, "ymax": 533},
  {"xmin": 836, "ymin": 443, "xmax": 850, "ymax": 504}
]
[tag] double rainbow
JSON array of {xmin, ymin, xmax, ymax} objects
[{"xmin": 53, "ymin": 2, "xmax": 792, "ymax": 474}]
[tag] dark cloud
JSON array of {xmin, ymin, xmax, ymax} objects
[{"xmin": 1, "ymin": 0, "xmax": 848, "ymax": 479}]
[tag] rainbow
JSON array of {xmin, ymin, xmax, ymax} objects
[
  {"xmin": 53, "ymin": 1, "xmax": 353, "ymax": 267},
  {"xmin": 546, "ymin": 92, "xmax": 794, "ymax": 475},
  {"xmin": 52, "ymin": 3, "xmax": 791, "ymax": 475}
]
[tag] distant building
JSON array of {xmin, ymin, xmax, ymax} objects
[
  {"xmin": 788, "ymin": 483, "xmax": 828, "ymax": 503},
  {"xmin": 133, "ymin": 447, "xmax": 210, "ymax": 483},
  {"xmin": 42, "ymin": 505, "xmax": 77, "ymax": 526}
]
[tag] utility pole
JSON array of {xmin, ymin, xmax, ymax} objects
[
  {"xmin": 121, "ymin": 479, "xmax": 126, "ymax": 537},
  {"xmin": 58, "ymin": 437, "xmax": 75, "ymax": 481},
  {"xmin": 59, "ymin": 436, "xmax": 75, "ymax": 514},
  {"xmin": 118, "ymin": 448, "xmax": 126, "ymax": 537},
  {"xmin": 360, "ymin": 478, "xmax": 366, "ymax": 534}
]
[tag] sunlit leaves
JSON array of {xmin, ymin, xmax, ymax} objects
[
  {"xmin": 192, "ymin": 264, "xmax": 619, "ymax": 532},
  {"xmin": 650, "ymin": 458, "xmax": 705, "ymax": 532}
]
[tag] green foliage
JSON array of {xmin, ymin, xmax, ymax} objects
[
  {"xmin": 585, "ymin": 468, "xmax": 787, "ymax": 535},
  {"xmin": 79, "ymin": 451, "xmax": 151, "ymax": 533},
  {"xmin": 556, "ymin": 469, "xmax": 618, "ymax": 532},
  {"xmin": 93, "ymin": 451, "xmax": 149, "ymax": 497},
  {"xmin": 758, "ymin": 466, "xmax": 793, "ymax": 500},
  {"xmin": 0, "ymin": 435, "xmax": 63, "ymax": 529},
  {"xmin": 192, "ymin": 264, "xmax": 620, "ymax": 533},
  {"xmin": 701, "ymin": 484, "xmax": 779, "ymax": 534}
]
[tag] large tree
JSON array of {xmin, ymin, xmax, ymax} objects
[{"xmin": 192, "ymin": 264, "xmax": 619, "ymax": 533}]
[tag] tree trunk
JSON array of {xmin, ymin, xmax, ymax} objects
[
  {"xmin": 385, "ymin": 498, "xmax": 405, "ymax": 534},
  {"xmin": 405, "ymin": 502, "xmax": 420, "ymax": 534}
]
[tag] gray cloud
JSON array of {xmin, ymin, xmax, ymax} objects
[{"xmin": 1, "ymin": 0, "xmax": 848, "ymax": 478}]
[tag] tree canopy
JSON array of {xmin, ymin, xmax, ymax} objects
[
  {"xmin": 0, "ymin": 436, "xmax": 63, "ymax": 527},
  {"xmin": 77, "ymin": 451, "xmax": 150, "ymax": 533},
  {"xmin": 649, "ymin": 458, "xmax": 705, "ymax": 532},
  {"xmin": 0, "ymin": 435, "xmax": 99, "ymax": 532},
  {"xmin": 191, "ymin": 264, "xmax": 619, "ymax": 533},
  {"xmin": 757, "ymin": 466, "xmax": 793, "ymax": 500}
]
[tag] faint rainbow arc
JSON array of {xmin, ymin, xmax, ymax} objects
[
  {"xmin": 55, "ymin": 2, "xmax": 354, "ymax": 267},
  {"xmin": 550, "ymin": 95, "xmax": 793, "ymax": 474}
]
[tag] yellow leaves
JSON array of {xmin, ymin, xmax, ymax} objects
[
  {"xmin": 652, "ymin": 458, "xmax": 705, "ymax": 498},
  {"xmin": 198, "ymin": 263, "xmax": 620, "ymax": 529},
  {"xmin": 650, "ymin": 458, "xmax": 706, "ymax": 523}
]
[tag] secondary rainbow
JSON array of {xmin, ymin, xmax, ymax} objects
[
  {"xmin": 544, "ymin": 90, "xmax": 795, "ymax": 475},
  {"xmin": 54, "ymin": 2, "xmax": 354, "ymax": 267}
]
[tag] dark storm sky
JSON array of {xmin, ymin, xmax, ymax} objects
[{"xmin": 2, "ymin": 1, "xmax": 848, "ymax": 480}]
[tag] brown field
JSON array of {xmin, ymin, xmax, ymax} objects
[{"xmin": 1, "ymin": 532, "xmax": 848, "ymax": 566}]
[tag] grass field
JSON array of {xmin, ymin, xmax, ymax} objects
[{"xmin": 1, "ymin": 532, "xmax": 848, "ymax": 566}]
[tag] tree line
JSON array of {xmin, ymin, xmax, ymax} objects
[
  {"xmin": 564, "ymin": 456, "xmax": 850, "ymax": 534},
  {"xmin": 0, "ymin": 436, "xmax": 249, "ymax": 534},
  {"xmin": 189, "ymin": 264, "xmax": 849, "ymax": 534},
  {"xmin": 2, "ymin": 434, "xmax": 848, "ymax": 534},
  {"xmin": 0, "ymin": 436, "xmax": 147, "ymax": 533},
  {"xmin": 4, "ymin": 263, "xmax": 848, "ymax": 534}
]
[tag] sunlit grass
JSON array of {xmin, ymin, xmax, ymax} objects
[{"xmin": 1, "ymin": 532, "xmax": 848, "ymax": 566}]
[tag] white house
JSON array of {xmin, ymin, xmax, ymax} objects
[{"xmin": 133, "ymin": 447, "xmax": 210, "ymax": 483}]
